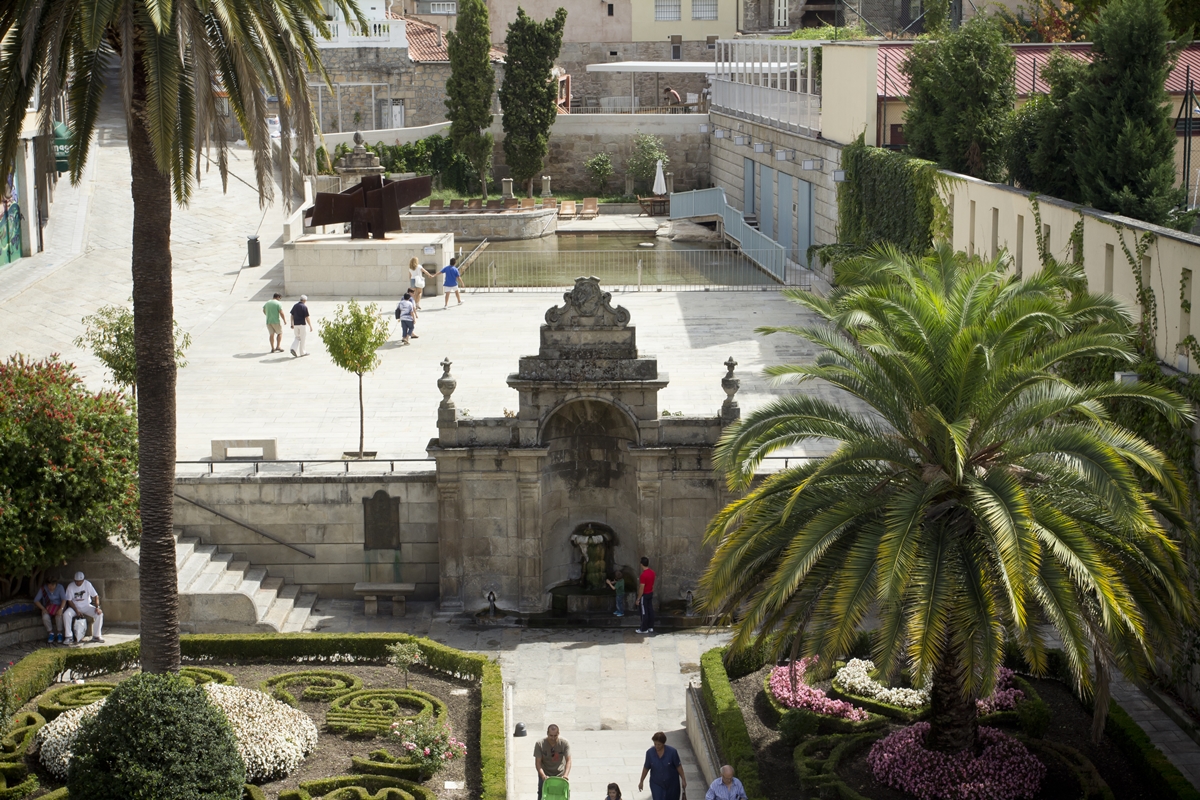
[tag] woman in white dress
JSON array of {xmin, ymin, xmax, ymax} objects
[{"xmin": 408, "ymin": 257, "xmax": 437, "ymax": 310}]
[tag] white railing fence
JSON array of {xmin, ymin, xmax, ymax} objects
[
  {"xmin": 669, "ymin": 188, "xmax": 788, "ymax": 282},
  {"xmin": 711, "ymin": 39, "xmax": 822, "ymax": 134},
  {"xmin": 311, "ymin": 19, "xmax": 408, "ymax": 48}
]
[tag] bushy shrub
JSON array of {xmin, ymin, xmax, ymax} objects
[
  {"xmin": 67, "ymin": 673, "xmax": 245, "ymax": 800},
  {"xmin": 976, "ymin": 667, "xmax": 1025, "ymax": 714},
  {"xmin": 1017, "ymin": 697, "xmax": 1052, "ymax": 739},
  {"xmin": 626, "ymin": 132, "xmax": 668, "ymax": 190},
  {"xmin": 585, "ymin": 154, "xmax": 614, "ymax": 194},
  {"xmin": 389, "ymin": 716, "xmax": 467, "ymax": 778}
]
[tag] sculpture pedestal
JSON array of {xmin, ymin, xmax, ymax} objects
[{"xmin": 283, "ymin": 232, "xmax": 454, "ymax": 297}]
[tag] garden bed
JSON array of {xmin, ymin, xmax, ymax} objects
[
  {"xmin": 724, "ymin": 659, "xmax": 1175, "ymax": 800},
  {"xmin": 21, "ymin": 663, "xmax": 480, "ymax": 800}
]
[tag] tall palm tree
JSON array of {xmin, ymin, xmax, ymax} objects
[
  {"xmin": 701, "ymin": 244, "xmax": 1198, "ymax": 753},
  {"xmin": 0, "ymin": 0, "xmax": 359, "ymax": 672}
]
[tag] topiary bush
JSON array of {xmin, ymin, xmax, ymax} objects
[
  {"xmin": 37, "ymin": 683, "xmax": 114, "ymax": 721},
  {"xmin": 67, "ymin": 672, "xmax": 246, "ymax": 800},
  {"xmin": 260, "ymin": 670, "xmax": 362, "ymax": 706}
]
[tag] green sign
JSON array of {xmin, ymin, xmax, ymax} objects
[{"xmin": 53, "ymin": 121, "xmax": 71, "ymax": 174}]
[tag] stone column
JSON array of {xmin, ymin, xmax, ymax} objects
[
  {"xmin": 502, "ymin": 178, "xmax": 514, "ymax": 199},
  {"xmin": 666, "ymin": 172, "xmax": 674, "ymax": 194},
  {"xmin": 540, "ymin": 175, "xmax": 552, "ymax": 197},
  {"xmin": 437, "ymin": 483, "xmax": 464, "ymax": 611},
  {"xmin": 625, "ymin": 174, "xmax": 635, "ymax": 196},
  {"xmin": 637, "ymin": 479, "xmax": 662, "ymax": 606},
  {"xmin": 517, "ymin": 478, "xmax": 543, "ymax": 612}
]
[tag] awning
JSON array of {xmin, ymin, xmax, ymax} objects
[{"xmin": 586, "ymin": 61, "xmax": 717, "ymax": 74}]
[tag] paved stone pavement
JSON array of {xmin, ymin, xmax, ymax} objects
[{"xmin": 1111, "ymin": 673, "xmax": 1200, "ymax": 788}]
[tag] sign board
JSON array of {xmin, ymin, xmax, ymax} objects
[{"xmin": 423, "ymin": 246, "xmax": 435, "ymax": 255}]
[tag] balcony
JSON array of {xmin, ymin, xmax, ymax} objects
[
  {"xmin": 310, "ymin": 18, "xmax": 408, "ymax": 48},
  {"xmin": 711, "ymin": 39, "xmax": 822, "ymax": 135}
]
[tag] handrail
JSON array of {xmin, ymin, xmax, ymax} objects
[
  {"xmin": 669, "ymin": 188, "xmax": 787, "ymax": 281},
  {"xmin": 175, "ymin": 458, "xmax": 435, "ymax": 474},
  {"xmin": 173, "ymin": 492, "xmax": 317, "ymax": 559},
  {"xmin": 459, "ymin": 238, "xmax": 490, "ymax": 271}
]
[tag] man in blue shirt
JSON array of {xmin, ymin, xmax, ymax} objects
[
  {"xmin": 706, "ymin": 765, "xmax": 747, "ymax": 800},
  {"xmin": 440, "ymin": 257, "xmax": 465, "ymax": 308}
]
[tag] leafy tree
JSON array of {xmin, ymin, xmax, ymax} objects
[
  {"xmin": 1005, "ymin": 50, "xmax": 1087, "ymax": 201},
  {"xmin": 585, "ymin": 153, "xmax": 615, "ymax": 195},
  {"xmin": 1071, "ymin": 0, "xmax": 1188, "ymax": 227},
  {"xmin": 0, "ymin": 356, "xmax": 139, "ymax": 598},
  {"xmin": 69, "ymin": 673, "xmax": 245, "ymax": 799},
  {"xmin": 0, "ymin": 0, "xmax": 358, "ymax": 674},
  {"xmin": 446, "ymin": 0, "xmax": 497, "ymax": 200},
  {"xmin": 902, "ymin": 17, "xmax": 1016, "ymax": 181},
  {"xmin": 387, "ymin": 641, "xmax": 423, "ymax": 688},
  {"xmin": 74, "ymin": 303, "xmax": 192, "ymax": 400},
  {"xmin": 318, "ymin": 300, "xmax": 391, "ymax": 458},
  {"xmin": 499, "ymin": 7, "xmax": 568, "ymax": 197},
  {"xmin": 1165, "ymin": 0, "xmax": 1199, "ymax": 37},
  {"xmin": 700, "ymin": 244, "xmax": 1197, "ymax": 754},
  {"xmin": 626, "ymin": 132, "xmax": 669, "ymax": 191}
]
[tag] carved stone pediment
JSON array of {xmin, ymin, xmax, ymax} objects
[{"xmin": 544, "ymin": 277, "xmax": 631, "ymax": 330}]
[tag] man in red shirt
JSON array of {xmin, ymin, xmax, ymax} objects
[{"xmin": 637, "ymin": 556, "xmax": 656, "ymax": 634}]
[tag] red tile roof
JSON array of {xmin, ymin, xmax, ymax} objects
[
  {"xmin": 876, "ymin": 41, "xmax": 1200, "ymax": 100},
  {"xmin": 404, "ymin": 16, "xmax": 505, "ymax": 63}
]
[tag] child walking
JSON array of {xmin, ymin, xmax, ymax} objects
[
  {"xmin": 606, "ymin": 572, "xmax": 625, "ymax": 617},
  {"xmin": 605, "ymin": 783, "xmax": 623, "ymax": 800}
]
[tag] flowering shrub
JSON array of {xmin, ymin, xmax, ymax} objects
[
  {"xmin": 389, "ymin": 716, "xmax": 467, "ymax": 778},
  {"xmin": 387, "ymin": 642, "xmax": 424, "ymax": 689},
  {"xmin": 977, "ymin": 667, "xmax": 1024, "ymax": 715},
  {"xmin": 867, "ymin": 722, "xmax": 1045, "ymax": 800},
  {"xmin": 34, "ymin": 700, "xmax": 105, "ymax": 779},
  {"xmin": 835, "ymin": 659, "xmax": 930, "ymax": 709},
  {"xmin": 205, "ymin": 684, "xmax": 319, "ymax": 781},
  {"xmin": 768, "ymin": 659, "xmax": 870, "ymax": 721}
]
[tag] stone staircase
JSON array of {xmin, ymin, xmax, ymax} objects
[{"xmin": 175, "ymin": 533, "xmax": 316, "ymax": 633}]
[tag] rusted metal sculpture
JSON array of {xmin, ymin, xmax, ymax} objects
[{"xmin": 305, "ymin": 173, "xmax": 432, "ymax": 239}]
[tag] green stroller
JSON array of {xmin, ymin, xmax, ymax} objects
[{"xmin": 541, "ymin": 776, "xmax": 570, "ymax": 800}]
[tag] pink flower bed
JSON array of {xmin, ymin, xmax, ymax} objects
[
  {"xmin": 867, "ymin": 723, "xmax": 1046, "ymax": 800},
  {"xmin": 977, "ymin": 667, "xmax": 1025, "ymax": 715},
  {"xmin": 769, "ymin": 658, "xmax": 870, "ymax": 721}
]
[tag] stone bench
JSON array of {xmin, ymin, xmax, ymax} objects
[
  {"xmin": 353, "ymin": 582, "xmax": 416, "ymax": 617},
  {"xmin": 211, "ymin": 439, "xmax": 277, "ymax": 461}
]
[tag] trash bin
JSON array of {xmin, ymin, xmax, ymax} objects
[{"xmin": 247, "ymin": 235, "xmax": 261, "ymax": 267}]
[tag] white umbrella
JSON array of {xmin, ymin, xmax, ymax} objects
[{"xmin": 652, "ymin": 159, "xmax": 667, "ymax": 196}]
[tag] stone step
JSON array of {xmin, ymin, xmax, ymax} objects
[
  {"xmin": 209, "ymin": 561, "xmax": 249, "ymax": 594},
  {"xmin": 177, "ymin": 551, "xmax": 214, "ymax": 592},
  {"xmin": 237, "ymin": 568, "xmax": 267, "ymax": 597},
  {"xmin": 175, "ymin": 537, "xmax": 200, "ymax": 568},
  {"xmin": 262, "ymin": 594, "xmax": 296, "ymax": 631},
  {"xmin": 283, "ymin": 593, "xmax": 317, "ymax": 633}
]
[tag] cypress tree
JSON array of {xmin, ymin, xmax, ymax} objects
[
  {"xmin": 445, "ymin": 0, "xmax": 496, "ymax": 199},
  {"xmin": 500, "ymin": 7, "xmax": 568, "ymax": 197},
  {"xmin": 1070, "ymin": 0, "xmax": 1184, "ymax": 226}
]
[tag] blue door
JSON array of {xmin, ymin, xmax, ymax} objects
[
  {"xmin": 796, "ymin": 178, "xmax": 813, "ymax": 266},
  {"xmin": 743, "ymin": 157, "xmax": 755, "ymax": 215},
  {"xmin": 759, "ymin": 166, "xmax": 776, "ymax": 241},
  {"xmin": 777, "ymin": 172, "xmax": 794, "ymax": 260}
]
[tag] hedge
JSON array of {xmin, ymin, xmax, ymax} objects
[
  {"xmin": 794, "ymin": 732, "xmax": 882, "ymax": 800},
  {"xmin": 0, "ymin": 633, "xmax": 506, "ymax": 800},
  {"xmin": 1105, "ymin": 699, "xmax": 1200, "ymax": 800},
  {"xmin": 760, "ymin": 674, "xmax": 887, "ymax": 740},
  {"xmin": 278, "ymin": 774, "xmax": 437, "ymax": 800},
  {"xmin": 700, "ymin": 647, "xmax": 765, "ymax": 800}
]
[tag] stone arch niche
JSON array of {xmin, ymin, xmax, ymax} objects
[{"xmin": 540, "ymin": 399, "xmax": 639, "ymax": 593}]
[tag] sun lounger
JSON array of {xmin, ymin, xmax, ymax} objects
[
  {"xmin": 504, "ymin": 198, "xmax": 520, "ymax": 210},
  {"xmin": 467, "ymin": 198, "xmax": 482, "ymax": 210},
  {"xmin": 557, "ymin": 200, "xmax": 577, "ymax": 219},
  {"xmin": 428, "ymin": 199, "xmax": 445, "ymax": 211},
  {"xmin": 520, "ymin": 197, "xmax": 536, "ymax": 210},
  {"xmin": 486, "ymin": 200, "xmax": 503, "ymax": 209},
  {"xmin": 580, "ymin": 198, "xmax": 599, "ymax": 219},
  {"xmin": 542, "ymin": 197, "xmax": 557, "ymax": 210},
  {"xmin": 449, "ymin": 199, "xmax": 465, "ymax": 210}
]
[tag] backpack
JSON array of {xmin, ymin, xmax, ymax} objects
[{"xmin": 395, "ymin": 302, "xmax": 404, "ymax": 319}]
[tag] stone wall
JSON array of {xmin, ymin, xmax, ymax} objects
[
  {"xmin": 173, "ymin": 473, "xmax": 441, "ymax": 600},
  {"xmin": 404, "ymin": 208, "xmax": 558, "ymax": 240},
  {"xmin": 490, "ymin": 113, "xmax": 710, "ymax": 194},
  {"xmin": 284, "ymin": 232, "xmax": 454, "ymax": 297}
]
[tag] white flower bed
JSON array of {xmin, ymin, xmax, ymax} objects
[
  {"xmin": 34, "ymin": 684, "xmax": 318, "ymax": 782},
  {"xmin": 834, "ymin": 659, "xmax": 930, "ymax": 709},
  {"xmin": 34, "ymin": 700, "xmax": 106, "ymax": 779},
  {"xmin": 204, "ymin": 684, "xmax": 318, "ymax": 781}
]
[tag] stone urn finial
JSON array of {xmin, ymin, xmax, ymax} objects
[
  {"xmin": 353, "ymin": 130, "xmax": 365, "ymax": 148},
  {"xmin": 438, "ymin": 358, "xmax": 456, "ymax": 408},
  {"xmin": 721, "ymin": 356, "xmax": 740, "ymax": 423}
]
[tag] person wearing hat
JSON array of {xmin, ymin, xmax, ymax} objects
[
  {"xmin": 289, "ymin": 294, "xmax": 312, "ymax": 357},
  {"xmin": 62, "ymin": 572, "xmax": 103, "ymax": 645}
]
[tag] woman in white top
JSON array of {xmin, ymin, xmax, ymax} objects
[{"xmin": 408, "ymin": 257, "xmax": 437, "ymax": 310}]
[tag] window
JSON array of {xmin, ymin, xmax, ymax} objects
[
  {"xmin": 655, "ymin": 0, "xmax": 681, "ymax": 21},
  {"xmin": 608, "ymin": 50, "xmax": 619, "ymax": 61},
  {"xmin": 608, "ymin": 3, "xmax": 614, "ymax": 15},
  {"xmin": 671, "ymin": 44, "xmax": 682, "ymax": 59},
  {"xmin": 429, "ymin": 1, "xmax": 456, "ymax": 12},
  {"xmin": 693, "ymin": 0, "xmax": 718, "ymax": 20}
]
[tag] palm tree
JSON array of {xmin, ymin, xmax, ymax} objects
[
  {"xmin": 701, "ymin": 244, "xmax": 1198, "ymax": 753},
  {"xmin": 0, "ymin": 0, "xmax": 359, "ymax": 672}
]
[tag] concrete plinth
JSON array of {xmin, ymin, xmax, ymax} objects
[{"xmin": 283, "ymin": 232, "xmax": 454, "ymax": 297}]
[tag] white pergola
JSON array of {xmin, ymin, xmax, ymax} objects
[{"xmin": 585, "ymin": 61, "xmax": 718, "ymax": 111}]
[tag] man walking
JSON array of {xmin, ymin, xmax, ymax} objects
[
  {"xmin": 263, "ymin": 292, "xmax": 287, "ymax": 352},
  {"xmin": 441, "ymin": 257, "xmax": 464, "ymax": 308},
  {"xmin": 636, "ymin": 556, "xmax": 656, "ymax": 634},
  {"xmin": 290, "ymin": 294, "xmax": 312, "ymax": 357},
  {"xmin": 63, "ymin": 571, "xmax": 103, "ymax": 644},
  {"xmin": 706, "ymin": 766, "xmax": 747, "ymax": 800},
  {"xmin": 533, "ymin": 723, "xmax": 571, "ymax": 799}
]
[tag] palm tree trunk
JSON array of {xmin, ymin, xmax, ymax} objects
[
  {"xmin": 129, "ymin": 63, "xmax": 181, "ymax": 674},
  {"xmin": 926, "ymin": 652, "xmax": 977, "ymax": 753},
  {"xmin": 358, "ymin": 372, "xmax": 365, "ymax": 458}
]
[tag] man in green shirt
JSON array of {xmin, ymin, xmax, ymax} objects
[{"xmin": 263, "ymin": 293, "xmax": 287, "ymax": 353}]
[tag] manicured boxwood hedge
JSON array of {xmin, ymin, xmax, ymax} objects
[
  {"xmin": 700, "ymin": 647, "xmax": 766, "ymax": 800},
  {"xmin": 760, "ymin": 673, "xmax": 887, "ymax": 739},
  {"xmin": 0, "ymin": 633, "xmax": 506, "ymax": 800}
]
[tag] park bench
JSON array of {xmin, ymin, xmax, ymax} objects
[
  {"xmin": 211, "ymin": 438, "xmax": 277, "ymax": 461},
  {"xmin": 353, "ymin": 582, "xmax": 416, "ymax": 617}
]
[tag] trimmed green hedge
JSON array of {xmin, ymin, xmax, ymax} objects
[
  {"xmin": 794, "ymin": 732, "xmax": 883, "ymax": 800},
  {"xmin": 827, "ymin": 680, "xmax": 926, "ymax": 723},
  {"xmin": 278, "ymin": 774, "xmax": 437, "ymax": 800},
  {"xmin": 1106, "ymin": 699, "xmax": 1200, "ymax": 800},
  {"xmin": 36, "ymin": 682, "xmax": 114, "ymax": 721},
  {"xmin": 0, "ymin": 633, "xmax": 505, "ymax": 800},
  {"xmin": 700, "ymin": 648, "xmax": 765, "ymax": 800},
  {"xmin": 178, "ymin": 666, "xmax": 237, "ymax": 686},
  {"xmin": 260, "ymin": 670, "xmax": 363, "ymax": 706},
  {"xmin": 352, "ymin": 751, "xmax": 423, "ymax": 781},
  {"xmin": 326, "ymin": 689, "xmax": 446, "ymax": 738},
  {"xmin": 760, "ymin": 674, "xmax": 886, "ymax": 741}
]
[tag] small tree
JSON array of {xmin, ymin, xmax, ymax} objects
[
  {"xmin": 626, "ymin": 132, "xmax": 669, "ymax": 192},
  {"xmin": 446, "ymin": 0, "xmax": 497, "ymax": 200},
  {"xmin": 0, "ymin": 355, "xmax": 139, "ymax": 598},
  {"xmin": 1005, "ymin": 50, "xmax": 1087, "ymax": 200},
  {"xmin": 902, "ymin": 17, "xmax": 1015, "ymax": 181},
  {"xmin": 500, "ymin": 7, "xmax": 568, "ymax": 197},
  {"xmin": 318, "ymin": 300, "xmax": 391, "ymax": 458},
  {"xmin": 74, "ymin": 304, "xmax": 192, "ymax": 400},
  {"xmin": 1070, "ymin": 0, "xmax": 1188, "ymax": 227},
  {"xmin": 585, "ymin": 153, "xmax": 614, "ymax": 195},
  {"xmin": 387, "ymin": 641, "xmax": 424, "ymax": 688}
]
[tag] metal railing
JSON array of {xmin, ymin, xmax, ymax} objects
[
  {"xmin": 175, "ymin": 458, "xmax": 434, "ymax": 475},
  {"xmin": 310, "ymin": 19, "xmax": 408, "ymax": 48},
  {"xmin": 711, "ymin": 81, "xmax": 821, "ymax": 135},
  {"xmin": 174, "ymin": 492, "xmax": 317, "ymax": 559},
  {"xmin": 669, "ymin": 188, "xmax": 788, "ymax": 282},
  {"xmin": 711, "ymin": 39, "xmax": 822, "ymax": 135},
  {"xmin": 466, "ymin": 248, "xmax": 785, "ymax": 292},
  {"xmin": 565, "ymin": 106, "xmax": 705, "ymax": 115}
]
